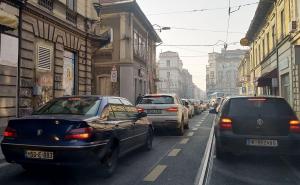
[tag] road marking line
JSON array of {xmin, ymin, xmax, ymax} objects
[
  {"xmin": 192, "ymin": 128, "xmax": 198, "ymax": 131},
  {"xmin": 143, "ymin": 165, "xmax": 167, "ymax": 182},
  {"xmin": 168, "ymin": 149, "xmax": 181, "ymax": 157},
  {"xmin": 187, "ymin": 132, "xmax": 194, "ymax": 136},
  {"xmin": 196, "ymin": 124, "xmax": 201, "ymax": 127},
  {"xmin": 180, "ymin": 138, "xmax": 189, "ymax": 144}
]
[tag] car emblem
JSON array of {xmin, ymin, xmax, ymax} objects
[
  {"xmin": 55, "ymin": 121, "xmax": 60, "ymax": 125},
  {"xmin": 37, "ymin": 129, "xmax": 43, "ymax": 136},
  {"xmin": 256, "ymin": 119, "xmax": 264, "ymax": 128}
]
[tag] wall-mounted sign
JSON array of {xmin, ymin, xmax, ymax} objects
[
  {"xmin": 111, "ymin": 65, "xmax": 117, "ymax": 82},
  {"xmin": 63, "ymin": 51, "xmax": 75, "ymax": 95},
  {"xmin": 0, "ymin": 34, "xmax": 18, "ymax": 67}
]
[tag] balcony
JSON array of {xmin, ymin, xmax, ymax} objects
[
  {"xmin": 66, "ymin": 8, "xmax": 77, "ymax": 24},
  {"xmin": 38, "ymin": 0, "xmax": 53, "ymax": 11}
]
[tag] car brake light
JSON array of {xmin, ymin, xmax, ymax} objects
[
  {"xmin": 65, "ymin": 127, "xmax": 93, "ymax": 140},
  {"xmin": 289, "ymin": 120, "xmax": 300, "ymax": 133},
  {"xmin": 248, "ymin": 98, "xmax": 266, "ymax": 101},
  {"xmin": 219, "ymin": 118, "xmax": 232, "ymax": 130},
  {"xmin": 165, "ymin": 107, "xmax": 178, "ymax": 112},
  {"xmin": 3, "ymin": 127, "xmax": 17, "ymax": 138},
  {"xmin": 137, "ymin": 107, "xmax": 144, "ymax": 112}
]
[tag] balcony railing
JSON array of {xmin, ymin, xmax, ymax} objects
[
  {"xmin": 38, "ymin": 0, "xmax": 53, "ymax": 11},
  {"xmin": 66, "ymin": 8, "xmax": 77, "ymax": 24}
]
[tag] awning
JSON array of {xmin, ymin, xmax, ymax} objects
[
  {"xmin": 257, "ymin": 69, "xmax": 278, "ymax": 87},
  {"xmin": 0, "ymin": 10, "xmax": 18, "ymax": 30}
]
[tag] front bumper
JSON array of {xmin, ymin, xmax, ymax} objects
[
  {"xmin": 216, "ymin": 131, "xmax": 300, "ymax": 155},
  {"xmin": 1, "ymin": 142, "xmax": 108, "ymax": 166}
]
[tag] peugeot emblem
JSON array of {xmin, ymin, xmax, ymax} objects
[
  {"xmin": 37, "ymin": 129, "xmax": 43, "ymax": 136},
  {"xmin": 55, "ymin": 120, "xmax": 60, "ymax": 125},
  {"xmin": 257, "ymin": 119, "xmax": 264, "ymax": 128}
]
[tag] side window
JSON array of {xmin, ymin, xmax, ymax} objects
[
  {"xmin": 100, "ymin": 105, "xmax": 115, "ymax": 120},
  {"xmin": 125, "ymin": 105, "xmax": 138, "ymax": 117},
  {"xmin": 110, "ymin": 104, "xmax": 129, "ymax": 120},
  {"xmin": 108, "ymin": 98, "xmax": 123, "ymax": 105}
]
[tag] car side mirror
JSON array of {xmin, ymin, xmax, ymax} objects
[
  {"xmin": 137, "ymin": 112, "xmax": 147, "ymax": 119},
  {"xmin": 209, "ymin": 108, "xmax": 218, "ymax": 114}
]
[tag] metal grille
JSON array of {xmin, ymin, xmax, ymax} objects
[
  {"xmin": 37, "ymin": 46, "xmax": 51, "ymax": 71},
  {"xmin": 38, "ymin": 0, "xmax": 54, "ymax": 10},
  {"xmin": 66, "ymin": 8, "xmax": 77, "ymax": 24}
]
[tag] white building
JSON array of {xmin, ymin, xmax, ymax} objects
[{"xmin": 157, "ymin": 51, "xmax": 184, "ymax": 97}]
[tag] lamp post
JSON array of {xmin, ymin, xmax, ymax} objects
[
  {"xmin": 152, "ymin": 24, "xmax": 171, "ymax": 32},
  {"xmin": 93, "ymin": 0, "xmax": 102, "ymax": 23}
]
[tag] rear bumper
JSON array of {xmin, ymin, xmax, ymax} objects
[
  {"xmin": 147, "ymin": 116, "xmax": 180, "ymax": 128},
  {"xmin": 1, "ymin": 142, "xmax": 108, "ymax": 166},
  {"xmin": 216, "ymin": 132, "xmax": 300, "ymax": 155}
]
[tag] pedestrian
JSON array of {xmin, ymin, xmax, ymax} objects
[{"xmin": 136, "ymin": 94, "xmax": 142, "ymax": 105}]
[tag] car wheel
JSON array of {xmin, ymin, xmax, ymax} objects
[
  {"xmin": 144, "ymin": 128, "xmax": 153, "ymax": 151},
  {"xmin": 184, "ymin": 121, "xmax": 189, "ymax": 129},
  {"xmin": 176, "ymin": 120, "xmax": 184, "ymax": 136},
  {"xmin": 101, "ymin": 145, "xmax": 119, "ymax": 177}
]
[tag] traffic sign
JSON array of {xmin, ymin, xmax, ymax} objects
[{"xmin": 111, "ymin": 65, "xmax": 117, "ymax": 82}]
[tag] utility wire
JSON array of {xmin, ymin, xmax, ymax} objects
[
  {"xmin": 147, "ymin": 2, "xmax": 258, "ymax": 16},
  {"xmin": 166, "ymin": 27, "xmax": 245, "ymax": 34}
]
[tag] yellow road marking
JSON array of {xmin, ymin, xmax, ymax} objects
[
  {"xmin": 168, "ymin": 149, "xmax": 181, "ymax": 156},
  {"xmin": 187, "ymin": 132, "xmax": 194, "ymax": 136},
  {"xmin": 143, "ymin": 165, "xmax": 167, "ymax": 182},
  {"xmin": 180, "ymin": 138, "xmax": 189, "ymax": 144}
]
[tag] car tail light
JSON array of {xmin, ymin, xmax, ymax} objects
[
  {"xmin": 65, "ymin": 127, "xmax": 93, "ymax": 140},
  {"xmin": 137, "ymin": 107, "xmax": 144, "ymax": 112},
  {"xmin": 289, "ymin": 120, "xmax": 300, "ymax": 133},
  {"xmin": 219, "ymin": 118, "xmax": 232, "ymax": 130},
  {"xmin": 3, "ymin": 127, "xmax": 17, "ymax": 138},
  {"xmin": 165, "ymin": 107, "xmax": 178, "ymax": 112}
]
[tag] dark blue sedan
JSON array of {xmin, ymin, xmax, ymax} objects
[{"xmin": 1, "ymin": 96, "xmax": 153, "ymax": 176}]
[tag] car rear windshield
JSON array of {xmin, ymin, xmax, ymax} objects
[
  {"xmin": 227, "ymin": 98, "xmax": 295, "ymax": 117},
  {"xmin": 34, "ymin": 97, "xmax": 101, "ymax": 116},
  {"xmin": 139, "ymin": 96, "xmax": 175, "ymax": 104}
]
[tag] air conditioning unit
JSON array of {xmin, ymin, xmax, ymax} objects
[{"xmin": 289, "ymin": 20, "xmax": 297, "ymax": 33}]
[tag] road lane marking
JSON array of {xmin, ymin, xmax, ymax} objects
[
  {"xmin": 168, "ymin": 149, "xmax": 181, "ymax": 157},
  {"xmin": 192, "ymin": 128, "xmax": 198, "ymax": 131},
  {"xmin": 143, "ymin": 165, "xmax": 167, "ymax": 182},
  {"xmin": 180, "ymin": 138, "xmax": 189, "ymax": 144},
  {"xmin": 187, "ymin": 132, "xmax": 194, "ymax": 136},
  {"xmin": 196, "ymin": 124, "xmax": 201, "ymax": 127}
]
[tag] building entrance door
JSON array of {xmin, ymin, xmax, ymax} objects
[{"xmin": 97, "ymin": 76, "xmax": 112, "ymax": 96}]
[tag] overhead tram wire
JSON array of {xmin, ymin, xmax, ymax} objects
[{"xmin": 147, "ymin": 2, "xmax": 258, "ymax": 16}]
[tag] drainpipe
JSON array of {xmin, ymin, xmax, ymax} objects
[{"xmin": 17, "ymin": 0, "xmax": 25, "ymax": 118}]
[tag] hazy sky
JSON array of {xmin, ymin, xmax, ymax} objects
[{"xmin": 136, "ymin": 0, "xmax": 258, "ymax": 90}]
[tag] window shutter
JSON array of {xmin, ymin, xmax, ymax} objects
[{"xmin": 37, "ymin": 46, "xmax": 51, "ymax": 71}]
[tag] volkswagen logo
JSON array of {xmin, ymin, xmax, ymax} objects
[
  {"xmin": 37, "ymin": 129, "xmax": 43, "ymax": 136},
  {"xmin": 256, "ymin": 119, "xmax": 264, "ymax": 128}
]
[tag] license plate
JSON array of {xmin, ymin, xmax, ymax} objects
[
  {"xmin": 147, "ymin": 109, "xmax": 161, "ymax": 114},
  {"xmin": 246, "ymin": 139, "xmax": 278, "ymax": 147},
  {"xmin": 25, "ymin": 150, "xmax": 54, "ymax": 160}
]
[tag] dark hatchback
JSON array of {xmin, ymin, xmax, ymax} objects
[
  {"xmin": 210, "ymin": 96, "xmax": 300, "ymax": 159},
  {"xmin": 1, "ymin": 96, "xmax": 153, "ymax": 176}
]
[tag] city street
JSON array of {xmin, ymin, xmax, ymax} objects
[{"xmin": 0, "ymin": 113, "xmax": 213, "ymax": 185}]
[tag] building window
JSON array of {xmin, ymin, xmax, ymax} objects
[
  {"xmin": 166, "ymin": 60, "xmax": 170, "ymax": 67},
  {"xmin": 38, "ymin": 0, "xmax": 54, "ymax": 11},
  {"xmin": 281, "ymin": 10, "xmax": 285, "ymax": 38},
  {"xmin": 272, "ymin": 25, "xmax": 276, "ymax": 47},
  {"xmin": 63, "ymin": 50, "xmax": 76, "ymax": 95},
  {"xmin": 262, "ymin": 39, "xmax": 265, "ymax": 58},
  {"xmin": 167, "ymin": 72, "xmax": 170, "ymax": 78},
  {"xmin": 266, "ymin": 32, "xmax": 270, "ymax": 53},
  {"xmin": 281, "ymin": 73, "xmax": 290, "ymax": 104},
  {"xmin": 258, "ymin": 45, "xmax": 261, "ymax": 63},
  {"xmin": 66, "ymin": 0, "xmax": 77, "ymax": 23}
]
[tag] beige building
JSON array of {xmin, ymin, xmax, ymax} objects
[
  {"xmin": 92, "ymin": 0, "xmax": 161, "ymax": 104},
  {"xmin": 238, "ymin": 52, "xmax": 254, "ymax": 95},
  {"xmin": 243, "ymin": 0, "xmax": 300, "ymax": 117},
  {"xmin": 0, "ymin": 0, "xmax": 109, "ymax": 130}
]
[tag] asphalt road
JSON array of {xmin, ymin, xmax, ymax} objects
[
  {"xmin": 0, "ymin": 112, "xmax": 213, "ymax": 185},
  {"xmin": 208, "ymin": 137, "xmax": 300, "ymax": 185}
]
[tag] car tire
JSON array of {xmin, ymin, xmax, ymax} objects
[
  {"xmin": 176, "ymin": 120, "xmax": 184, "ymax": 136},
  {"xmin": 100, "ymin": 145, "xmax": 119, "ymax": 177},
  {"xmin": 144, "ymin": 128, "xmax": 153, "ymax": 151}
]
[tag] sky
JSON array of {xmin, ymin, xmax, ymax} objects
[{"xmin": 136, "ymin": 0, "xmax": 258, "ymax": 91}]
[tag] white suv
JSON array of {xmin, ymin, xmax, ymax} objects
[{"xmin": 136, "ymin": 94, "xmax": 189, "ymax": 135}]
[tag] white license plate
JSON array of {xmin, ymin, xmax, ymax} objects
[
  {"xmin": 147, "ymin": 109, "xmax": 161, "ymax": 114},
  {"xmin": 25, "ymin": 150, "xmax": 54, "ymax": 160},
  {"xmin": 246, "ymin": 139, "xmax": 278, "ymax": 147}
]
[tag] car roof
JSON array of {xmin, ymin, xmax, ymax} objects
[
  {"xmin": 144, "ymin": 93, "xmax": 177, "ymax": 97},
  {"xmin": 226, "ymin": 96, "xmax": 284, "ymax": 100},
  {"xmin": 56, "ymin": 95, "xmax": 129, "ymax": 99}
]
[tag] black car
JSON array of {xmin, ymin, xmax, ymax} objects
[
  {"xmin": 1, "ymin": 96, "xmax": 153, "ymax": 176},
  {"xmin": 210, "ymin": 96, "xmax": 300, "ymax": 159}
]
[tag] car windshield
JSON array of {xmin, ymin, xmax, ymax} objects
[
  {"xmin": 34, "ymin": 97, "xmax": 101, "ymax": 116},
  {"xmin": 139, "ymin": 96, "xmax": 174, "ymax": 104}
]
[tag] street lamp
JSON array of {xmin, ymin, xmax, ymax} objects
[
  {"xmin": 152, "ymin": 24, "xmax": 171, "ymax": 32},
  {"xmin": 93, "ymin": 0, "xmax": 102, "ymax": 22}
]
